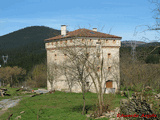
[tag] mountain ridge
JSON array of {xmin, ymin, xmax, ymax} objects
[{"xmin": 0, "ymin": 26, "xmax": 60, "ymax": 71}]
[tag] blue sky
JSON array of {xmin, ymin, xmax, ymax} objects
[{"xmin": 0, "ymin": 0, "xmax": 159, "ymax": 41}]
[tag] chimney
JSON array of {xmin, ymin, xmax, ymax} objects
[
  {"xmin": 92, "ymin": 28, "xmax": 97, "ymax": 32},
  {"xmin": 61, "ymin": 25, "xmax": 66, "ymax": 36}
]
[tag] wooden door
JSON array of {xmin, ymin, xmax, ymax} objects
[{"xmin": 106, "ymin": 80, "xmax": 113, "ymax": 88}]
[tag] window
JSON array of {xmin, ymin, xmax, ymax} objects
[
  {"xmin": 86, "ymin": 82, "xmax": 89, "ymax": 87},
  {"xmin": 108, "ymin": 53, "xmax": 111, "ymax": 58},
  {"xmin": 106, "ymin": 80, "xmax": 113, "ymax": 88},
  {"xmin": 82, "ymin": 39, "xmax": 85, "ymax": 42},
  {"xmin": 97, "ymin": 66, "xmax": 100, "ymax": 72},
  {"xmin": 70, "ymin": 39, "xmax": 72, "ymax": 43},
  {"xmin": 54, "ymin": 54, "xmax": 57, "ymax": 60},
  {"xmin": 106, "ymin": 39, "xmax": 108, "ymax": 42},
  {"xmin": 60, "ymin": 41, "xmax": 63, "ymax": 44},
  {"xmin": 113, "ymin": 40, "xmax": 116, "ymax": 43},
  {"xmin": 65, "ymin": 40, "xmax": 67, "ymax": 44},
  {"xmin": 47, "ymin": 43, "xmax": 50, "ymax": 46},
  {"xmin": 52, "ymin": 42, "xmax": 54, "ymax": 45},
  {"xmin": 64, "ymin": 54, "xmax": 67, "ymax": 58},
  {"xmin": 98, "ymin": 39, "xmax": 101, "ymax": 42},
  {"xmin": 56, "ymin": 41, "xmax": 58, "ymax": 44},
  {"xmin": 86, "ymin": 53, "xmax": 89, "ymax": 58},
  {"xmin": 90, "ymin": 39, "xmax": 92, "ymax": 42},
  {"xmin": 108, "ymin": 67, "xmax": 111, "ymax": 72}
]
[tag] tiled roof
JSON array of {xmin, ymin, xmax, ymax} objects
[{"xmin": 45, "ymin": 28, "xmax": 122, "ymax": 41}]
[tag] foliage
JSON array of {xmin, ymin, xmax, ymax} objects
[
  {"xmin": 0, "ymin": 66, "xmax": 26, "ymax": 87},
  {"xmin": 120, "ymin": 46, "xmax": 160, "ymax": 92},
  {"xmin": 26, "ymin": 63, "xmax": 47, "ymax": 88},
  {"xmin": 145, "ymin": 54, "xmax": 160, "ymax": 64}
]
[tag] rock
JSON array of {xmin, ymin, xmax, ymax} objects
[
  {"xmin": 0, "ymin": 88, "xmax": 7, "ymax": 91},
  {"xmin": 34, "ymin": 89, "xmax": 49, "ymax": 94},
  {"xmin": 16, "ymin": 88, "xmax": 23, "ymax": 91},
  {"xmin": 31, "ymin": 93, "xmax": 43, "ymax": 97},
  {"xmin": 86, "ymin": 114, "xmax": 90, "ymax": 117},
  {"xmin": 114, "ymin": 107, "xmax": 120, "ymax": 115},
  {"xmin": 155, "ymin": 93, "xmax": 160, "ymax": 99},
  {"xmin": 145, "ymin": 86, "xmax": 152, "ymax": 91},
  {"xmin": 15, "ymin": 115, "xmax": 21, "ymax": 119},
  {"xmin": 120, "ymin": 99, "xmax": 129, "ymax": 105},
  {"xmin": 120, "ymin": 92, "xmax": 154, "ymax": 117},
  {"xmin": 95, "ymin": 116, "xmax": 105, "ymax": 119},
  {"xmin": 20, "ymin": 111, "xmax": 25, "ymax": 114},
  {"xmin": 103, "ymin": 113, "xmax": 111, "ymax": 117},
  {"xmin": 120, "ymin": 91, "xmax": 126, "ymax": 96},
  {"xmin": 109, "ymin": 118, "xmax": 115, "ymax": 120},
  {"xmin": 21, "ymin": 91, "xmax": 32, "ymax": 94}
]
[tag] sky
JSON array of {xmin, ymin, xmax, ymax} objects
[{"xmin": 0, "ymin": 0, "xmax": 159, "ymax": 41}]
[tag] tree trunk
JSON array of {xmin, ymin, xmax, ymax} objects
[
  {"xmin": 82, "ymin": 89, "xmax": 85, "ymax": 115},
  {"xmin": 98, "ymin": 91, "xmax": 103, "ymax": 116},
  {"xmin": 82, "ymin": 81, "xmax": 86, "ymax": 115},
  {"xmin": 127, "ymin": 87, "xmax": 130, "ymax": 98},
  {"xmin": 10, "ymin": 76, "xmax": 13, "ymax": 87}
]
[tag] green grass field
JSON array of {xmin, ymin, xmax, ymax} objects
[{"xmin": 0, "ymin": 91, "xmax": 126, "ymax": 120}]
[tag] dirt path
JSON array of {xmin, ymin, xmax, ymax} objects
[
  {"xmin": 0, "ymin": 97, "xmax": 21, "ymax": 116},
  {"xmin": 0, "ymin": 89, "xmax": 49, "ymax": 116}
]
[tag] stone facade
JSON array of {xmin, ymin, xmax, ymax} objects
[{"xmin": 45, "ymin": 25, "xmax": 122, "ymax": 93}]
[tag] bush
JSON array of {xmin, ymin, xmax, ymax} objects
[
  {"xmin": 26, "ymin": 63, "xmax": 47, "ymax": 88},
  {"xmin": 145, "ymin": 54, "xmax": 160, "ymax": 64}
]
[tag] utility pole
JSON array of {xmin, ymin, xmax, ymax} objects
[
  {"xmin": 2, "ymin": 55, "xmax": 8, "ymax": 65},
  {"xmin": 131, "ymin": 40, "xmax": 136, "ymax": 61}
]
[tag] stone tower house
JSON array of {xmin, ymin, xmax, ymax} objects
[{"xmin": 45, "ymin": 25, "xmax": 122, "ymax": 93}]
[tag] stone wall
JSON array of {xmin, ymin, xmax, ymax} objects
[
  {"xmin": 120, "ymin": 93, "xmax": 159, "ymax": 120},
  {"xmin": 46, "ymin": 38, "xmax": 121, "ymax": 93}
]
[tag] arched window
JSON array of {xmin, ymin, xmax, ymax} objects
[
  {"xmin": 108, "ymin": 66, "xmax": 111, "ymax": 72},
  {"xmin": 108, "ymin": 53, "xmax": 111, "ymax": 58}
]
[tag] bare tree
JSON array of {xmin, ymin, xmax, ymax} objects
[
  {"xmin": 59, "ymin": 39, "xmax": 91, "ymax": 115},
  {"xmin": 120, "ymin": 53, "xmax": 160, "ymax": 92},
  {"xmin": 58, "ymin": 37, "xmax": 120, "ymax": 116}
]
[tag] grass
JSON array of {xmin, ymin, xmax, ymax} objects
[{"xmin": 0, "ymin": 91, "xmax": 126, "ymax": 120}]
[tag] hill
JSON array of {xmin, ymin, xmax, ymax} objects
[
  {"xmin": 121, "ymin": 40, "xmax": 160, "ymax": 47},
  {"xmin": 0, "ymin": 27, "xmax": 159, "ymax": 71},
  {"xmin": 0, "ymin": 26, "xmax": 60, "ymax": 71},
  {"xmin": 0, "ymin": 26, "xmax": 60, "ymax": 52},
  {"xmin": 121, "ymin": 40, "xmax": 146, "ymax": 47}
]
